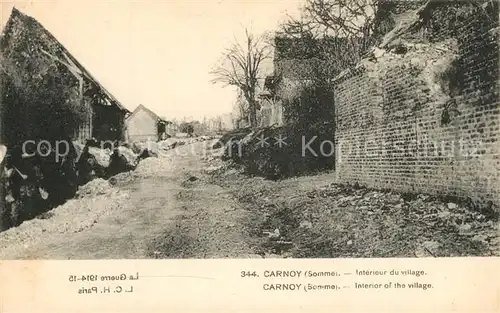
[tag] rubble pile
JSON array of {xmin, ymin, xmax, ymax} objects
[
  {"xmin": 132, "ymin": 142, "xmax": 159, "ymax": 158},
  {"xmin": 73, "ymin": 143, "xmax": 110, "ymax": 180},
  {"xmin": 157, "ymin": 138, "xmax": 182, "ymax": 151},
  {"xmin": 0, "ymin": 140, "xmax": 147, "ymax": 232},
  {"xmin": 88, "ymin": 146, "xmax": 111, "ymax": 168},
  {"xmin": 233, "ymin": 179, "xmax": 499, "ymax": 258},
  {"xmin": 305, "ymin": 185, "xmax": 500, "ymax": 257},
  {"xmin": 160, "ymin": 136, "xmax": 217, "ymax": 147},
  {"xmin": 218, "ymin": 122, "xmax": 335, "ymax": 180},
  {"xmin": 134, "ymin": 157, "xmax": 173, "ymax": 178},
  {"xmin": 78, "ymin": 143, "xmax": 142, "ymax": 180},
  {"xmin": 0, "ymin": 185, "xmax": 130, "ymax": 257},
  {"xmin": 75, "ymin": 178, "xmax": 114, "ymax": 198},
  {"xmin": 361, "ymin": 38, "xmax": 460, "ymax": 107},
  {"xmin": 107, "ymin": 146, "xmax": 139, "ymax": 177}
]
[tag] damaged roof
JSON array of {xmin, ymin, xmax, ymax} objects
[{"xmin": 0, "ymin": 7, "xmax": 130, "ymax": 113}]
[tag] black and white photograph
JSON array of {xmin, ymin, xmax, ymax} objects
[{"xmin": 0, "ymin": 0, "xmax": 498, "ymax": 261}]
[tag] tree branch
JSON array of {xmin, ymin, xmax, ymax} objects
[{"xmin": 210, "ymin": 29, "xmax": 270, "ymax": 128}]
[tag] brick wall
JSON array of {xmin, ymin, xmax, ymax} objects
[{"xmin": 334, "ymin": 1, "xmax": 500, "ymax": 206}]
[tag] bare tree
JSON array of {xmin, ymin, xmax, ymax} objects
[
  {"xmin": 211, "ymin": 29, "xmax": 271, "ymax": 129},
  {"xmin": 283, "ymin": 0, "xmax": 379, "ymax": 37},
  {"xmin": 279, "ymin": 0, "xmax": 380, "ymax": 65}
]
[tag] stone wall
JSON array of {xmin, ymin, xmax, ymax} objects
[{"xmin": 334, "ymin": 1, "xmax": 500, "ymax": 206}]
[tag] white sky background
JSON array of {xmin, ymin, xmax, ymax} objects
[{"xmin": 0, "ymin": 0, "xmax": 301, "ymax": 121}]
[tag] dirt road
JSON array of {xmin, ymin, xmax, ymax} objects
[
  {"xmin": 0, "ymin": 141, "xmax": 261, "ymax": 259},
  {"xmin": 0, "ymin": 140, "xmax": 498, "ymax": 259}
]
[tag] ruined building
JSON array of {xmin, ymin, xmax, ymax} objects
[
  {"xmin": 334, "ymin": 1, "xmax": 500, "ymax": 206},
  {"xmin": 0, "ymin": 8, "xmax": 129, "ymax": 146},
  {"xmin": 259, "ymin": 35, "xmax": 354, "ymax": 127},
  {"xmin": 257, "ymin": 76, "xmax": 284, "ymax": 127},
  {"xmin": 0, "ymin": 8, "xmax": 131, "ymax": 231}
]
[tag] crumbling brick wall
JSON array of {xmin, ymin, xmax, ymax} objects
[{"xmin": 334, "ymin": 1, "xmax": 500, "ymax": 206}]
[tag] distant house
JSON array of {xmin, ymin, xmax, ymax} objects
[
  {"xmin": 257, "ymin": 75, "xmax": 284, "ymax": 127},
  {"xmin": 125, "ymin": 104, "xmax": 170, "ymax": 142},
  {"xmin": 165, "ymin": 121, "xmax": 179, "ymax": 136},
  {"xmin": 265, "ymin": 35, "xmax": 352, "ymax": 126},
  {"xmin": 0, "ymin": 8, "xmax": 130, "ymax": 146}
]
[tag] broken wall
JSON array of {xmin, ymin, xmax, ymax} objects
[
  {"xmin": 334, "ymin": 1, "xmax": 500, "ymax": 206},
  {"xmin": 273, "ymin": 36, "xmax": 355, "ymax": 124}
]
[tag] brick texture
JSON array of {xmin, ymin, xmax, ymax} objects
[{"xmin": 334, "ymin": 2, "xmax": 500, "ymax": 206}]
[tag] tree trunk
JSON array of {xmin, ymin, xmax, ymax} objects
[
  {"xmin": 247, "ymin": 98, "xmax": 258, "ymax": 129},
  {"xmin": 249, "ymin": 112, "xmax": 257, "ymax": 129}
]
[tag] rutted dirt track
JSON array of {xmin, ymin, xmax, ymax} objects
[
  {"xmin": 0, "ymin": 140, "xmax": 498, "ymax": 259},
  {"xmin": 0, "ymin": 141, "xmax": 260, "ymax": 259}
]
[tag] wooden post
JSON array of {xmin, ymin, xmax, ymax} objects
[
  {"xmin": 88, "ymin": 99, "xmax": 93, "ymax": 140},
  {"xmin": 0, "ymin": 70, "xmax": 7, "ymax": 231}
]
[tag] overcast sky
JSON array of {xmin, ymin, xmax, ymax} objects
[{"xmin": 1, "ymin": 0, "xmax": 301, "ymax": 120}]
